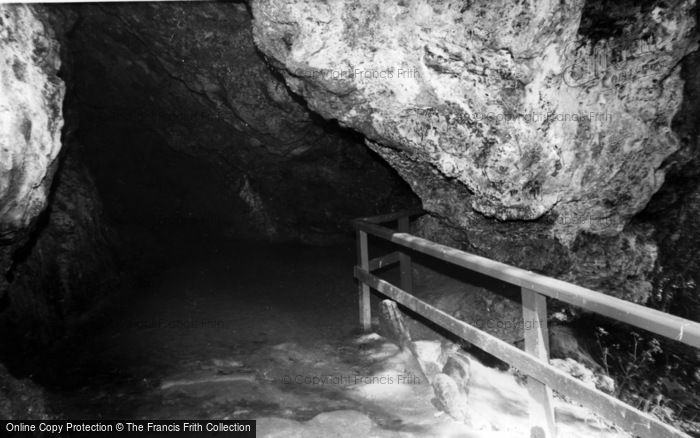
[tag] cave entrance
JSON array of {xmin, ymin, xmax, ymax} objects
[{"xmin": 1, "ymin": 1, "xmax": 422, "ymax": 427}]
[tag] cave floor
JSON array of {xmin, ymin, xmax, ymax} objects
[{"xmin": 37, "ymin": 233, "xmax": 627, "ymax": 437}]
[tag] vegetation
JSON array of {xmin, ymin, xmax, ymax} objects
[{"xmin": 592, "ymin": 321, "xmax": 700, "ymax": 434}]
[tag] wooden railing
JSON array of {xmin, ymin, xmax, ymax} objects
[{"xmin": 353, "ymin": 209, "xmax": 700, "ymax": 438}]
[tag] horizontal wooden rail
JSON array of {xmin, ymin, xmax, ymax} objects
[
  {"xmin": 353, "ymin": 219, "xmax": 700, "ymax": 349},
  {"xmin": 352, "ymin": 208, "xmax": 424, "ymax": 225},
  {"xmin": 354, "ymin": 267, "xmax": 690, "ymax": 438},
  {"xmin": 368, "ymin": 251, "xmax": 401, "ymax": 271},
  {"xmin": 354, "ymin": 211, "xmax": 698, "ymax": 437}
]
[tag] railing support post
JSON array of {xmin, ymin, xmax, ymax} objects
[
  {"xmin": 357, "ymin": 230, "xmax": 371, "ymax": 331},
  {"xmin": 522, "ymin": 287, "xmax": 556, "ymax": 438},
  {"xmin": 398, "ymin": 216, "xmax": 413, "ymax": 294}
]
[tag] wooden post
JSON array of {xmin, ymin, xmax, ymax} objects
[
  {"xmin": 521, "ymin": 287, "xmax": 556, "ymax": 438},
  {"xmin": 357, "ymin": 230, "xmax": 371, "ymax": 331},
  {"xmin": 356, "ymin": 268, "xmax": 690, "ymax": 438},
  {"xmin": 398, "ymin": 216, "xmax": 413, "ymax": 294}
]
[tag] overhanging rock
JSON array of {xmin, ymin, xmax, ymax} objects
[{"xmin": 251, "ymin": 0, "xmax": 698, "ymax": 300}]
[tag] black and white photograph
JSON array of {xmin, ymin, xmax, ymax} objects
[{"xmin": 0, "ymin": 0, "xmax": 699, "ymax": 436}]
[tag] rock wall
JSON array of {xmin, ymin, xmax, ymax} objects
[
  {"xmin": 0, "ymin": 5, "xmax": 116, "ymax": 350},
  {"xmin": 64, "ymin": 2, "xmax": 418, "ymax": 244},
  {"xmin": 0, "ymin": 2, "xmax": 418, "ymax": 357},
  {"xmin": 0, "ymin": 4, "xmax": 65, "ymax": 295},
  {"xmin": 252, "ymin": 0, "xmax": 699, "ymax": 301},
  {"xmin": 0, "ymin": 3, "xmax": 70, "ymax": 418},
  {"xmin": 643, "ymin": 47, "xmax": 700, "ymax": 321},
  {"xmin": 1, "ymin": 149, "xmax": 117, "ymax": 349}
]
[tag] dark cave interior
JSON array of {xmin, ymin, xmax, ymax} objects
[
  {"xmin": 1, "ymin": 0, "xmax": 419, "ymax": 356},
  {"xmin": 0, "ymin": 3, "xmax": 428, "ymax": 425},
  {"xmin": 0, "ymin": 1, "xmax": 699, "ymax": 436}
]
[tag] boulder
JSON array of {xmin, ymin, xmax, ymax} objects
[
  {"xmin": 251, "ymin": 0, "xmax": 698, "ymax": 301},
  {"xmin": 0, "ymin": 3, "xmax": 65, "ymax": 293}
]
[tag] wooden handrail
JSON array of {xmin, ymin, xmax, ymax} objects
[
  {"xmin": 353, "ymin": 210, "xmax": 698, "ymax": 438},
  {"xmin": 353, "ymin": 217, "xmax": 700, "ymax": 349},
  {"xmin": 354, "ymin": 267, "xmax": 689, "ymax": 438},
  {"xmin": 352, "ymin": 208, "xmax": 424, "ymax": 225}
]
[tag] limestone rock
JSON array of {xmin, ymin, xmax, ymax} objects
[
  {"xmin": 410, "ymin": 339, "xmax": 473, "ymax": 422},
  {"xmin": 1, "ymin": 150, "xmax": 117, "ymax": 346},
  {"xmin": 432, "ymin": 372, "xmax": 469, "ymax": 423},
  {"xmin": 408, "ymin": 265, "xmax": 526, "ymax": 345},
  {"xmin": 252, "ymin": 0, "xmax": 694, "ymax": 232},
  {"xmin": 549, "ymin": 324, "xmax": 602, "ymax": 372},
  {"xmin": 0, "ymin": 4, "xmax": 65, "ymax": 296},
  {"xmin": 433, "ymin": 350, "xmax": 472, "ymax": 423},
  {"xmin": 596, "ymin": 374, "xmax": 616, "ymax": 394},
  {"xmin": 0, "ymin": 4, "xmax": 64, "ymax": 241},
  {"xmin": 551, "ymin": 357, "xmax": 615, "ymax": 394},
  {"xmin": 251, "ymin": 0, "xmax": 698, "ymax": 300}
]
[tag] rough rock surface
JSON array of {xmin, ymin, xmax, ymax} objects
[
  {"xmin": 0, "ymin": 4, "xmax": 116, "ymax": 351},
  {"xmin": 63, "ymin": 2, "xmax": 417, "ymax": 243},
  {"xmin": 0, "ymin": 6, "xmax": 91, "ymax": 419},
  {"xmin": 252, "ymin": 0, "xmax": 698, "ymax": 300},
  {"xmin": 1, "ymin": 150, "xmax": 117, "ymax": 349},
  {"xmin": 408, "ymin": 263, "xmax": 528, "ymax": 344},
  {"xmin": 643, "ymin": 47, "xmax": 700, "ymax": 321},
  {"xmin": 0, "ymin": 363, "xmax": 51, "ymax": 420},
  {"xmin": 0, "ymin": 4, "xmax": 64, "ymax": 240},
  {"xmin": 550, "ymin": 358, "xmax": 615, "ymax": 394},
  {"xmin": 0, "ymin": 4, "xmax": 65, "ymax": 295}
]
